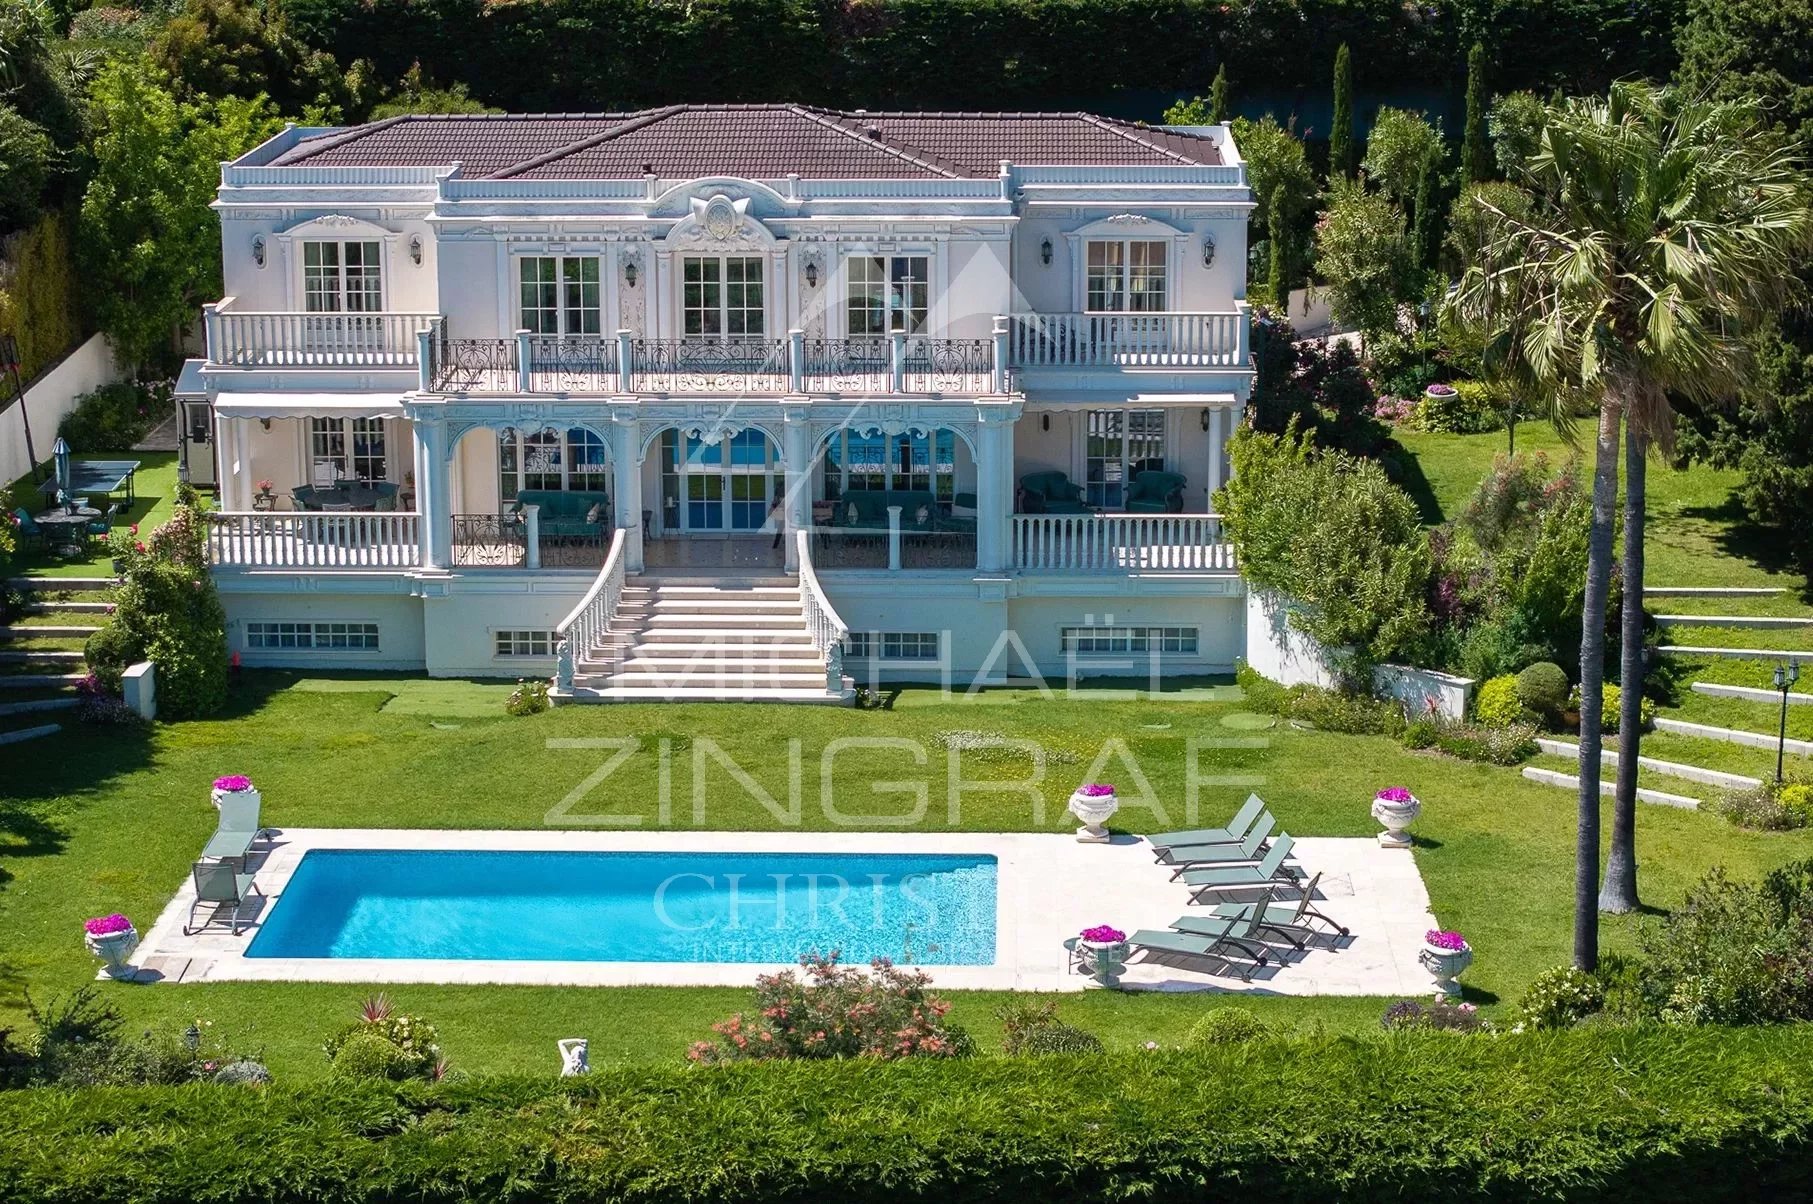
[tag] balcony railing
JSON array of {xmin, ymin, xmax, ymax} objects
[
  {"xmin": 205, "ymin": 301, "xmax": 436, "ymax": 368},
  {"xmin": 1012, "ymin": 514, "xmax": 1236, "ymax": 573},
  {"xmin": 1007, "ymin": 311, "xmax": 1248, "ymax": 369},
  {"xmin": 206, "ymin": 512, "xmax": 420, "ymax": 568}
]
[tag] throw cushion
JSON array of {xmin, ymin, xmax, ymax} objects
[
  {"xmin": 846, "ymin": 502, "xmax": 860, "ymax": 526},
  {"xmin": 915, "ymin": 505, "xmax": 930, "ymax": 525},
  {"xmin": 584, "ymin": 503, "xmax": 603, "ymax": 524}
]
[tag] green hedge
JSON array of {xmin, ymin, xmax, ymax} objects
[
  {"xmin": 2, "ymin": 1028, "xmax": 1811, "ymax": 1201},
  {"xmin": 0, "ymin": 212, "xmax": 82, "ymax": 402}
]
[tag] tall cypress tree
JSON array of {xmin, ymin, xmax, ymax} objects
[
  {"xmin": 1411, "ymin": 155, "xmax": 1441, "ymax": 272},
  {"xmin": 1266, "ymin": 184, "xmax": 1290, "ymax": 305},
  {"xmin": 1209, "ymin": 64, "xmax": 1230, "ymax": 124},
  {"xmin": 1329, "ymin": 44, "xmax": 1354, "ymax": 178},
  {"xmin": 1461, "ymin": 42, "xmax": 1491, "ymax": 182}
]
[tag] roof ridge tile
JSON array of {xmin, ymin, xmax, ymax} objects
[{"xmin": 487, "ymin": 106, "xmax": 688, "ymax": 179}]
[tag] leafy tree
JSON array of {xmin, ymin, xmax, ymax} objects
[
  {"xmin": 1362, "ymin": 106, "xmax": 1443, "ymax": 204},
  {"xmin": 1447, "ymin": 84, "xmax": 1813, "ymax": 961},
  {"xmin": 77, "ymin": 60, "xmax": 281, "ymax": 370},
  {"xmin": 1487, "ymin": 92, "xmax": 1545, "ymax": 179},
  {"xmin": 1461, "ymin": 42, "xmax": 1491, "ymax": 182},
  {"xmin": 1231, "ymin": 115, "xmax": 1315, "ymax": 217},
  {"xmin": 1329, "ymin": 43, "xmax": 1354, "ymax": 178},
  {"xmin": 1674, "ymin": 0, "xmax": 1813, "ymax": 136},
  {"xmin": 1208, "ymin": 63, "xmax": 1229, "ymax": 124},
  {"xmin": 1314, "ymin": 177, "xmax": 1415, "ymax": 340},
  {"xmin": 148, "ymin": 0, "xmax": 348, "ymax": 114},
  {"xmin": 368, "ymin": 63, "xmax": 498, "ymax": 120},
  {"xmin": 1443, "ymin": 181, "xmax": 1530, "ymax": 277},
  {"xmin": 0, "ymin": 103, "xmax": 52, "ymax": 233},
  {"xmin": 1410, "ymin": 155, "xmax": 1443, "ymax": 274},
  {"xmin": 1265, "ymin": 184, "xmax": 1291, "ymax": 304}
]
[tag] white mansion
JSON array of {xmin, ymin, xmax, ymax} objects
[{"xmin": 181, "ymin": 105, "xmax": 1254, "ymax": 700}]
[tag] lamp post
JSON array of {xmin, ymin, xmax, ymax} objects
[{"xmin": 1775, "ymin": 659, "xmax": 1802, "ymax": 785}]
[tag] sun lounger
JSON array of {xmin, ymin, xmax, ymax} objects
[
  {"xmin": 1161, "ymin": 813, "xmax": 1276, "ymax": 878},
  {"xmin": 1179, "ymin": 834, "xmax": 1302, "ymax": 901},
  {"xmin": 1207, "ymin": 870, "xmax": 1349, "ymax": 941},
  {"xmin": 183, "ymin": 860, "xmax": 263, "ymax": 935},
  {"xmin": 1147, "ymin": 795, "xmax": 1267, "ymax": 858},
  {"xmin": 201, "ymin": 791, "xmax": 267, "ymax": 868},
  {"xmin": 1128, "ymin": 906, "xmax": 1271, "ymax": 981}
]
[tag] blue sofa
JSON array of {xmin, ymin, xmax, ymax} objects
[{"xmin": 513, "ymin": 489, "xmax": 611, "ymax": 537}]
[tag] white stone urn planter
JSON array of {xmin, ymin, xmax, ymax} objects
[
  {"xmin": 1068, "ymin": 786, "xmax": 1119, "ymax": 843},
  {"xmin": 1077, "ymin": 929, "xmax": 1129, "ymax": 988},
  {"xmin": 211, "ymin": 780, "xmax": 261, "ymax": 814},
  {"xmin": 1419, "ymin": 938, "xmax": 1473, "ymax": 997},
  {"xmin": 83, "ymin": 921, "xmax": 139, "ymax": 980},
  {"xmin": 1370, "ymin": 789, "xmax": 1421, "ymax": 848}
]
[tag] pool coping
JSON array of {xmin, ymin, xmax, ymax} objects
[{"xmin": 129, "ymin": 828, "xmax": 1442, "ymax": 995}]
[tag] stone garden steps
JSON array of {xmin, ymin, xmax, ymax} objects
[
  {"xmin": 1520, "ymin": 765, "xmax": 1701, "ymax": 809},
  {"xmin": 1651, "ymin": 716, "xmax": 1813, "ymax": 758},
  {"xmin": 1533, "ymin": 737, "xmax": 1761, "ymax": 791},
  {"xmin": 1691, "ymin": 681, "xmax": 1813, "ymax": 707}
]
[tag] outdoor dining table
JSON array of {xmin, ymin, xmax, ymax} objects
[
  {"xmin": 291, "ymin": 483, "xmax": 399, "ymax": 512},
  {"xmin": 37, "ymin": 459, "xmax": 141, "ymax": 505},
  {"xmin": 33, "ymin": 507, "xmax": 104, "ymax": 556}
]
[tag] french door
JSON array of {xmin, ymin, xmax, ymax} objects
[{"xmin": 662, "ymin": 429, "xmax": 779, "ymax": 532}]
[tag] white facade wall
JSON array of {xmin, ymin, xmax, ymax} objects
[{"xmin": 221, "ymin": 585, "xmax": 427, "ymax": 671}]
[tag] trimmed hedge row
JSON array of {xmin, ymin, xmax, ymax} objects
[
  {"xmin": 282, "ymin": 0, "xmax": 1682, "ymax": 116},
  {"xmin": 2, "ymin": 1027, "xmax": 1812, "ymax": 1201}
]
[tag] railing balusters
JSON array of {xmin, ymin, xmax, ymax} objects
[
  {"xmin": 205, "ymin": 512, "xmax": 421, "ymax": 569},
  {"xmin": 1009, "ymin": 514, "xmax": 1233, "ymax": 574},
  {"xmin": 1005, "ymin": 311, "xmax": 1244, "ymax": 370}
]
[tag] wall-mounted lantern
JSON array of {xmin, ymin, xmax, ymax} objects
[
  {"xmin": 805, "ymin": 261, "xmax": 819, "ymax": 289},
  {"xmin": 1200, "ymin": 407, "xmax": 1211, "ymax": 431},
  {"xmin": 1039, "ymin": 237, "xmax": 1053, "ymax": 266},
  {"xmin": 251, "ymin": 235, "xmax": 267, "ymax": 269},
  {"xmin": 1202, "ymin": 234, "xmax": 1216, "ymax": 268},
  {"xmin": 624, "ymin": 259, "xmax": 639, "ymax": 289},
  {"xmin": 409, "ymin": 235, "xmax": 423, "ymax": 266}
]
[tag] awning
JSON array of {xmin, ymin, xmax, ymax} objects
[
  {"xmin": 1023, "ymin": 392, "xmax": 1240, "ymax": 410},
  {"xmin": 211, "ymin": 392, "xmax": 408, "ymax": 420}
]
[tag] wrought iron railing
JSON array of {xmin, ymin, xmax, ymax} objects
[
  {"xmin": 555, "ymin": 528, "xmax": 628, "ymax": 692},
  {"xmin": 430, "ymin": 338, "xmax": 517, "ymax": 392},
  {"xmin": 801, "ymin": 338, "xmax": 890, "ymax": 393},
  {"xmin": 632, "ymin": 338, "xmax": 792, "ymax": 394},
  {"xmin": 902, "ymin": 339, "xmax": 994, "ymax": 393},
  {"xmin": 526, "ymin": 335, "xmax": 618, "ymax": 393},
  {"xmin": 449, "ymin": 513, "xmax": 526, "ymax": 567}
]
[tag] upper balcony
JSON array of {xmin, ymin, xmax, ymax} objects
[{"xmin": 203, "ymin": 303, "xmax": 1251, "ymax": 397}]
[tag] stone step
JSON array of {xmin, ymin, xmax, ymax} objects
[
  {"xmin": 0, "ymin": 625, "xmax": 101, "ymax": 639},
  {"xmin": 588, "ymin": 654, "xmax": 827, "ymax": 673},
  {"xmin": 593, "ymin": 632, "xmax": 816, "ymax": 648},
  {"xmin": 563, "ymin": 684, "xmax": 850, "ymax": 704},
  {"xmin": 1692, "ymin": 681, "xmax": 1813, "ymax": 707},
  {"xmin": 0, "ymin": 673, "xmax": 87, "ymax": 689},
  {"xmin": 616, "ymin": 597, "xmax": 804, "ymax": 612},
  {"xmin": 0, "ymin": 697, "xmax": 80, "ymax": 717},
  {"xmin": 0, "ymin": 649, "xmax": 85, "ymax": 663},
  {"xmin": 0, "ymin": 723, "xmax": 62, "ymax": 746},
  {"xmin": 1652, "ymin": 716, "xmax": 1813, "ymax": 758},
  {"xmin": 8, "ymin": 576, "xmax": 119, "ymax": 591},
  {"xmin": 1644, "ymin": 586, "xmax": 1786, "ymax": 597},
  {"xmin": 26, "ymin": 600, "xmax": 111, "ymax": 614},
  {"xmin": 1520, "ymin": 766, "xmax": 1701, "ymax": 809},
  {"xmin": 622, "ymin": 584, "xmax": 799, "ymax": 597},
  {"xmin": 634, "ymin": 575, "xmax": 797, "ymax": 589},
  {"xmin": 1656, "ymin": 645, "xmax": 1811, "ymax": 661},
  {"xmin": 593, "ymin": 667, "xmax": 832, "ymax": 685},
  {"xmin": 1656, "ymin": 614, "xmax": 1813, "ymax": 630},
  {"xmin": 627, "ymin": 612, "xmax": 805, "ymax": 628},
  {"xmin": 1534, "ymin": 737, "xmax": 1762, "ymax": 790}
]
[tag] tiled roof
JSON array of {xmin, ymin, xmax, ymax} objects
[{"xmin": 265, "ymin": 105, "xmax": 1221, "ymax": 180}]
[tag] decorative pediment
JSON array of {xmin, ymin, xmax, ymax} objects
[
  {"xmin": 649, "ymin": 177, "xmax": 791, "ymax": 219},
  {"xmin": 1065, "ymin": 213, "xmax": 1190, "ymax": 243},
  {"xmin": 662, "ymin": 192, "xmax": 780, "ymax": 251},
  {"xmin": 272, "ymin": 214, "xmax": 402, "ymax": 243}
]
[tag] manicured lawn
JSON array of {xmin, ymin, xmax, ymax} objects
[
  {"xmin": 3, "ymin": 452, "xmax": 182, "ymax": 577},
  {"xmin": 5, "ymin": 673, "xmax": 1812, "ymax": 1078}
]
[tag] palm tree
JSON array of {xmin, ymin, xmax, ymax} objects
[{"xmin": 1448, "ymin": 83, "xmax": 1813, "ymax": 968}]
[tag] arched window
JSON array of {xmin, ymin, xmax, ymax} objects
[{"xmin": 497, "ymin": 427, "xmax": 610, "ymax": 501}]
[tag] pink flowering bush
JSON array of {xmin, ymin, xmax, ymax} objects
[
  {"xmin": 1075, "ymin": 783, "xmax": 1115, "ymax": 797},
  {"xmin": 1425, "ymin": 929, "xmax": 1468, "ymax": 951},
  {"xmin": 1080, "ymin": 925, "xmax": 1126, "ymax": 944},
  {"xmin": 1375, "ymin": 787, "xmax": 1414, "ymax": 803},
  {"xmin": 213, "ymin": 775, "xmax": 254, "ymax": 793},
  {"xmin": 688, "ymin": 953, "xmax": 972, "ymax": 1064},
  {"xmin": 84, "ymin": 914, "xmax": 133, "ymax": 936}
]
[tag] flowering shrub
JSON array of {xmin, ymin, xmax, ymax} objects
[
  {"xmin": 688, "ymin": 953, "xmax": 971, "ymax": 1064},
  {"xmin": 213, "ymin": 775, "xmax": 254, "ymax": 793},
  {"xmin": 1381, "ymin": 997, "xmax": 1489, "ymax": 1032},
  {"xmin": 1473, "ymin": 674, "xmax": 1528, "ymax": 728},
  {"xmin": 1080, "ymin": 925, "xmax": 1126, "ymax": 944},
  {"xmin": 505, "ymin": 678, "xmax": 550, "ymax": 716},
  {"xmin": 997, "ymin": 1000, "xmax": 1102, "ymax": 1055},
  {"xmin": 1075, "ymin": 783, "xmax": 1115, "ymax": 797},
  {"xmin": 83, "ymin": 914, "xmax": 132, "ymax": 936},
  {"xmin": 1374, "ymin": 787, "xmax": 1413, "ymax": 804},
  {"xmin": 1515, "ymin": 966, "xmax": 1605, "ymax": 1031},
  {"xmin": 1425, "ymin": 929, "xmax": 1467, "ymax": 951},
  {"xmin": 322, "ymin": 994, "xmax": 444, "ymax": 1080},
  {"xmin": 1372, "ymin": 394, "xmax": 1417, "ymax": 425}
]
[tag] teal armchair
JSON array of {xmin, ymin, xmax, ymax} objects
[
  {"xmin": 1124, "ymin": 470, "xmax": 1187, "ymax": 513},
  {"xmin": 1019, "ymin": 471, "xmax": 1091, "ymax": 514}
]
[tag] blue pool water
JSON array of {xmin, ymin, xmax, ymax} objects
[{"xmin": 245, "ymin": 849, "xmax": 998, "ymax": 964}]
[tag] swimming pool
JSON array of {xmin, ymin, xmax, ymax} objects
[{"xmin": 245, "ymin": 849, "xmax": 998, "ymax": 964}]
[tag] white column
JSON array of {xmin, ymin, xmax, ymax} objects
[
  {"xmin": 418, "ymin": 419, "xmax": 453, "ymax": 570},
  {"xmin": 224, "ymin": 417, "xmax": 251, "ymax": 512},
  {"xmin": 781, "ymin": 402, "xmax": 813, "ymax": 573},
  {"xmin": 1207, "ymin": 405, "xmax": 1227, "ymax": 506},
  {"xmin": 609, "ymin": 405, "xmax": 643, "ymax": 573},
  {"xmin": 974, "ymin": 403, "xmax": 1016, "ymax": 573}
]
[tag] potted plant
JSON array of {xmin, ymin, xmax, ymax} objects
[
  {"xmin": 212, "ymin": 774, "xmax": 260, "ymax": 813},
  {"xmin": 1370, "ymin": 786, "xmax": 1421, "ymax": 848},
  {"xmin": 1077, "ymin": 924, "xmax": 1129, "ymax": 988},
  {"xmin": 83, "ymin": 913, "xmax": 139, "ymax": 979},
  {"xmin": 1419, "ymin": 928, "xmax": 1473, "ymax": 996},
  {"xmin": 253, "ymin": 480, "xmax": 276, "ymax": 511},
  {"xmin": 1067, "ymin": 783, "xmax": 1119, "ymax": 843},
  {"xmin": 1423, "ymin": 382, "xmax": 1457, "ymax": 402}
]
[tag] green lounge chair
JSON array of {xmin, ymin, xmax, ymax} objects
[
  {"xmin": 1162, "ymin": 812, "xmax": 1276, "ymax": 879},
  {"xmin": 202, "ymin": 792, "xmax": 268, "ymax": 868},
  {"xmin": 1128, "ymin": 906, "xmax": 1270, "ymax": 981},
  {"xmin": 183, "ymin": 860, "xmax": 263, "ymax": 935},
  {"xmin": 1179, "ymin": 834, "xmax": 1302, "ymax": 902},
  {"xmin": 1208, "ymin": 871, "xmax": 1349, "ymax": 941},
  {"xmin": 1148, "ymin": 795, "xmax": 1267, "ymax": 857}
]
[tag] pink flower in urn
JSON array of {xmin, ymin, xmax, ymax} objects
[
  {"xmin": 1425, "ymin": 929, "xmax": 1468, "ymax": 951},
  {"xmin": 84, "ymin": 914, "xmax": 133, "ymax": 936},
  {"xmin": 213, "ymin": 775, "xmax": 254, "ymax": 793},
  {"xmin": 1081, "ymin": 925, "xmax": 1126, "ymax": 944},
  {"xmin": 1375, "ymin": 787, "xmax": 1414, "ymax": 803},
  {"xmin": 1076, "ymin": 784, "xmax": 1115, "ymax": 797}
]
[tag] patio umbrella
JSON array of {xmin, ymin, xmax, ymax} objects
[{"xmin": 52, "ymin": 437, "xmax": 72, "ymax": 504}]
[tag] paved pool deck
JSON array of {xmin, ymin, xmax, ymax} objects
[{"xmin": 129, "ymin": 828, "xmax": 1441, "ymax": 995}]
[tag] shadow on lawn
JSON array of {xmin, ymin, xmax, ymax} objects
[
  {"xmin": 1383, "ymin": 442, "xmax": 1445, "ymax": 526},
  {"xmin": 1673, "ymin": 497, "xmax": 1812, "ymax": 602}
]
